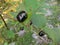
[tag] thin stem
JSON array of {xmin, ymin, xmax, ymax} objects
[{"xmin": 0, "ymin": 14, "xmax": 9, "ymax": 30}]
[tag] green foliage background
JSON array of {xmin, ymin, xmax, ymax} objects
[{"xmin": 0, "ymin": 0, "xmax": 60, "ymax": 45}]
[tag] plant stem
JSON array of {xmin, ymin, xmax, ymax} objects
[{"xmin": 0, "ymin": 14, "xmax": 9, "ymax": 30}]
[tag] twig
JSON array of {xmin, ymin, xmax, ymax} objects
[{"xmin": 0, "ymin": 14, "xmax": 9, "ymax": 30}]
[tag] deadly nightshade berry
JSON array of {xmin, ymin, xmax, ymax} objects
[
  {"xmin": 20, "ymin": 27, "xmax": 24, "ymax": 30},
  {"xmin": 39, "ymin": 31, "xmax": 45, "ymax": 37},
  {"xmin": 17, "ymin": 11, "xmax": 27, "ymax": 22}
]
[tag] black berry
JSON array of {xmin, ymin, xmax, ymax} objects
[
  {"xmin": 17, "ymin": 11, "xmax": 27, "ymax": 22},
  {"xmin": 20, "ymin": 27, "xmax": 24, "ymax": 30},
  {"xmin": 39, "ymin": 31, "xmax": 45, "ymax": 37}
]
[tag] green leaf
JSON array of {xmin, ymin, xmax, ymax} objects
[
  {"xmin": 6, "ymin": 30, "xmax": 15, "ymax": 39},
  {"xmin": 4, "ymin": 42, "xmax": 8, "ymax": 45},
  {"xmin": 23, "ymin": 0, "xmax": 48, "ymax": 28},
  {"xmin": 52, "ymin": 28, "xmax": 60, "ymax": 42},
  {"xmin": 31, "ymin": 14, "xmax": 47, "ymax": 28},
  {"xmin": 23, "ymin": 0, "xmax": 39, "ymax": 11},
  {"xmin": 43, "ymin": 26, "xmax": 60, "ymax": 45}
]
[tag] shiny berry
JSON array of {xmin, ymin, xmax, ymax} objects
[
  {"xmin": 17, "ymin": 11, "xmax": 27, "ymax": 22},
  {"xmin": 39, "ymin": 31, "xmax": 45, "ymax": 37}
]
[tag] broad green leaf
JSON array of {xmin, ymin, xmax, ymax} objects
[
  {"xmin": 23, "ymin": 0, "xmax": 39, "ymax": 12},
  {"xmin": 23, "ymin": 0, "xmax": 48, "ymax": 28},
  {"xmin": 31, "ymin": 14, "xmax": 47, "ymax": 28},
  {"xmin": 52, "ymin": 28, "xmax": 60, "ymax": 42},
  {"xmin": 43, "ymin": 26, "xmax": 60, "ymax": 45}
]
